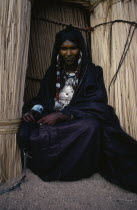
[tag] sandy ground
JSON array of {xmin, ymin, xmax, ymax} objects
[{"xmin": 0, "ymin": 169, "xmax": 137, "ymax": 210}]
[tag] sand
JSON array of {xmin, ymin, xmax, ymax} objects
[{"xmin": 0, "ymin": 170, "xmax": 137, "ymax": 210}]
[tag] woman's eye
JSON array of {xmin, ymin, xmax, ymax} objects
[
  {"xmin": 60, "ymin": 47, "xmax": 67, "ymax": 50},
  {"xmin": 71, "ymin": 47, "xmax": 78, "ymax": 50}
]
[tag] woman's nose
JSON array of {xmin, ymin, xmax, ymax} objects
[{"xmin": 66, "ymin": 49, "xmax": 71, "ymax": 56}]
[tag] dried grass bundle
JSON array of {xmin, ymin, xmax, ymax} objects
[
  {"xmin": 0, "ymin": 0, "xmax": 31, "ymax": 182},
  {"xmin": 90, "ymin": 0, "xmax": 137, "ymax": 140}
]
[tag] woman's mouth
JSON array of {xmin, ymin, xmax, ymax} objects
[
  {"xmin": 65, "ymin": 58, "xmax": 75, "ymax": 62},
  {"xmin": 66, "ymin": 58, "xmax": 73, "ymax": 61}
]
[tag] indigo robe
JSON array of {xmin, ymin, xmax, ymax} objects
[{"xmin": 19, "ymin": 61, "xmax": 137, "ymax": 193}]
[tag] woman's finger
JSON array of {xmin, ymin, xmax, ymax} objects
[
  {"xmin": 23, "ymin": 116, "xmax": 29, "ymax": 122},
  {"xmin": 47, "ymin": 122, "xmax": 54, "ymax": 125},
  {"xmin": 23, "ymin": 115, "xmax": 32, "ymax": 122},
  {"xmin": 37, "ymin": 116, "xmax": 48, "ymax": 124},
  {"xmin": 29, "ymin": 114, "xmax": 36, "ymax": 122},
  {"xmin": 47, "ymin": 120, "xmax": 56, "ymax": 126},
  {"xmin": 23, "ymin": 113, "xmax": 34, "ymax": 122},
  {"xmin": 37, "ymin": 118, "xmax": 46, "ymax": 124}
]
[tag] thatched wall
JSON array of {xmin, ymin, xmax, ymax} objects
[
  {"xmin": 0, "ymin": 0, "xmax": 31, "ymax": 182},
  {"xmin": 90, "ymin": 0, "xmax": 137, "ymax": 140},
  {"xmin": 62, "ymin": 0, "xmax": 90, "ymax": 7},
  {"xmin": 0, "ymin": 0, "xmax": 136, "ymax": 183},
  {"xmin": 24, "ymin": 1, "xmax": 89, "ymax": 102}
]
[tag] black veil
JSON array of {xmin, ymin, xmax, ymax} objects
[{"xmin": 51, "ymin": 25, "xmax": 90, "ymax": 68}]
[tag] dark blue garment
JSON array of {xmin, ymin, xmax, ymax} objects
[
  {"xmin": 19, "ymin": 117, "xmax": 102, "ymax": 180},
  {"xmin": 19, "ymin": 26, "xmax": 137, "ymax": 193},
  {"xmin": 19, "ymin": 62, "xmax": 137, "ymax": 193}
]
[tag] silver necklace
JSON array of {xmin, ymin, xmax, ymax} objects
[{"xmin": 54, "ymin": 70, "xmax": 78, "ymax": 111}]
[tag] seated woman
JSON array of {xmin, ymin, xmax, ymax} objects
[{"xmin": 19, "ymin": 25, "xmax": 137, "ymax": 193}]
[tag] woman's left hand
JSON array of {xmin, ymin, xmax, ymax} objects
[{"xmin": 37, "ymin": 112, "xmax": 69, "ymax": 125}]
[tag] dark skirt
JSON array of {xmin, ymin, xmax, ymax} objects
[{"xmin": 18, "ymin": 117, "xmax": 137, "ymax": 193}]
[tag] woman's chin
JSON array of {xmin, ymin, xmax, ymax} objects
[{"xmin": 65, "ymin": 61, "xmax": 74, "ymax": 66}]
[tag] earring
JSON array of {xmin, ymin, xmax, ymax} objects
[
  {"xmin": 56, "ymin": 54, "xmax": 61, "ymax": 67},
  {"xmin": 78, "ymin": 51, "xmax": 82, "ymax": 65}
]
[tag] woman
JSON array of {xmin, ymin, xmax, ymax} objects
[{"xmin": 19, "ymin": 25, "xmax": 137, "ymax": 193}]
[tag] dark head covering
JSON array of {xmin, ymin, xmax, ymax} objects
[
  {"xmin": 51, "ymin": 25, "xmax": 90, "ymax": 70},
  {"xmin": 23, "ymin": 25, "xmax": 107, "ymax": 113}
]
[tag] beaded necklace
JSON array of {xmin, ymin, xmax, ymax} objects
[{"xmin": 54, "ymin": 65, "xmax": 79, "ymax": 111}]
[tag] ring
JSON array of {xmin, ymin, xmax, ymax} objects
[{"xmin": 25, "ymin": 113, "xmax": 28, "ymax": 116}]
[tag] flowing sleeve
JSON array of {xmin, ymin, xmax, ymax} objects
[
  {"xmin": 61, "ymin": 65, "xmax": 110, "ymax": 120},
  {"xmin": 22, "ymin": 67, "xmax": 56, "ymax": 114}
]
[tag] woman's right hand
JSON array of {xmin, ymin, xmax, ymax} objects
[{"xmin": 23, "ymin": 110, "xmax": 40, "ymax": 122}]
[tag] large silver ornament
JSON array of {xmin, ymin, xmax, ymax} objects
[{"xmin": 54, "ymin": 75, "xmax": 78, "ymax": 111}]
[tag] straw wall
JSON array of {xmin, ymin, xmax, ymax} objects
[
  {"xmin": 0, "ymin": 0, "xmax": 31, "ymax": 182},
  {"xmin": 24, "ymin": 1, "xmax": 89, "ymax": 102},
  {"xmin": 90, "ymin": 0, "xmax": 137, "ymax": 140},
  {"xmin": 62, "ymin": 0, "xmax": 90, "ymax": 7}
]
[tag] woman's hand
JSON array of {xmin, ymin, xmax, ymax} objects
[
  {"xmin": 37, "ymin": 112, "xmax": 69, "ymax": 126},
  {"xmin": 23, "ymin": 110, "xmax": 40, "ymax": 122}
]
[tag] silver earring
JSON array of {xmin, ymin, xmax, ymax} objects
[
  {"xmin": 78, "ymin": 51, "xmax": 82, "ymax": 65},
  {"xmin": 57, "ymin": 54, "xmax": 59, "ymax": 61},
  {"xmin": 56, "ymin": 54, "xmax": 60, "ymax": 67}
]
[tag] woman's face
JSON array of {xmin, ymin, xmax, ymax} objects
[{"xmin": 59, "ymin": 40, "xmax": 80, "ymax": 66}]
